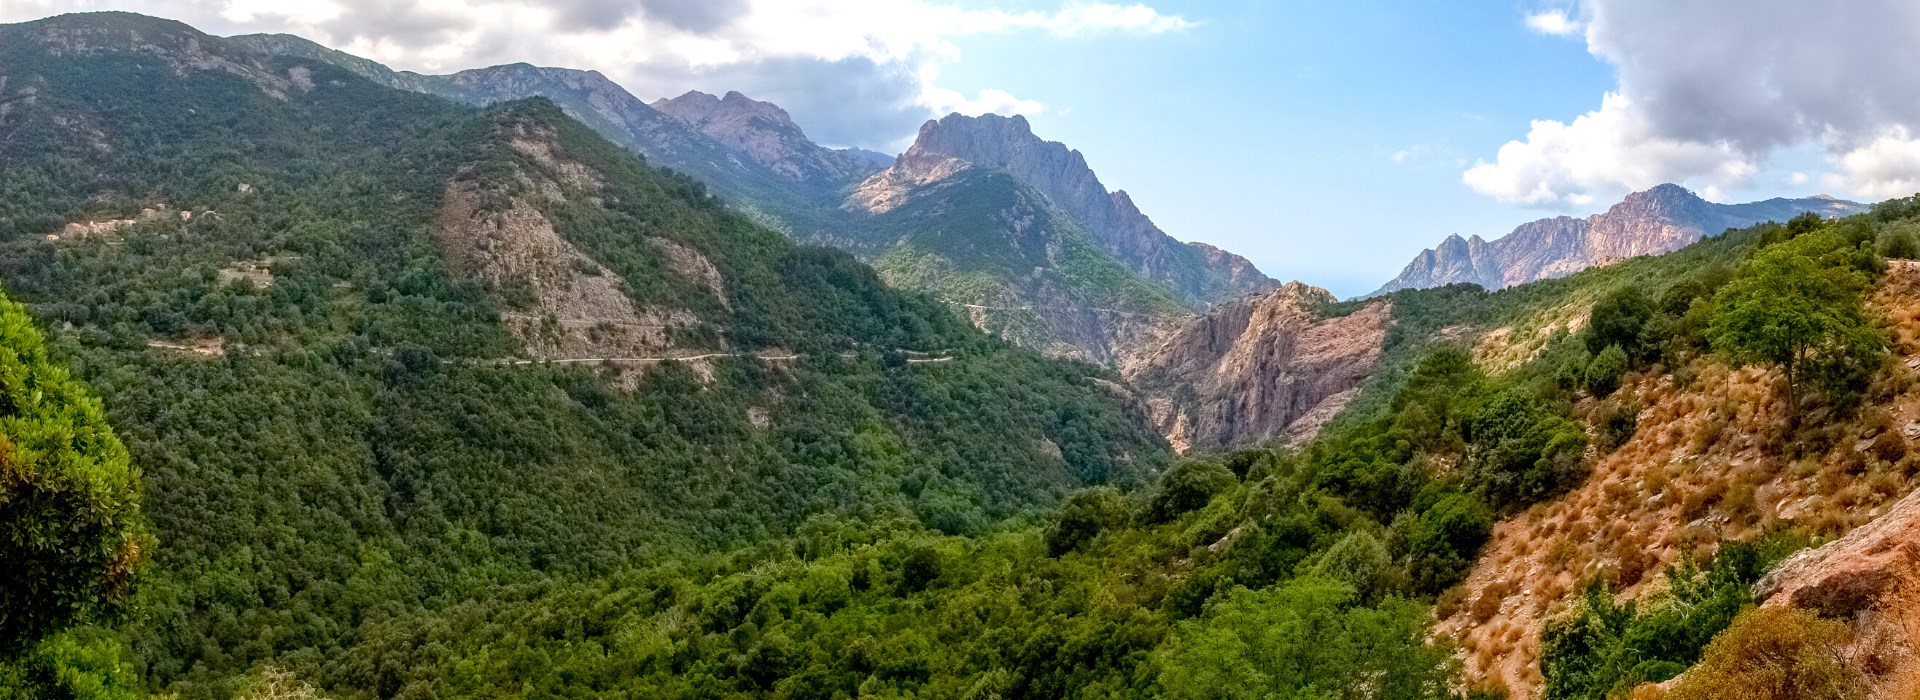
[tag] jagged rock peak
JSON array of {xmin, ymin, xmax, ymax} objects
[
  {"xmin": 857, "ymin": 111, "xmax": 1278, "ymax": 305},
  {"xmin": 1372, "ymin": 183, "xmax": 1872, "ymax": 296},
  {"xmin": 651, "ymin": 90, "xmax": 798, "ymax": 130}
]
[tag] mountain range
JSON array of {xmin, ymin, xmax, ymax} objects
[
  {"xmin": 1372, "ymin": 183, "xmax": 1869, "ymax": 295},
  {"xmin": 229, "ymin": 33, "xmax": 1275, "ymax": 368},
  {"xmin": 19, "ymin": 12, "xmax": 1920, "ymax": 700}
]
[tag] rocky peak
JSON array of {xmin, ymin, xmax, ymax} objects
[
  {"xmin": 651, "ymin": 90, "xmax": 798, "ymax": 131},
  {"xmin": 854, "ymin": 112, "xmax": 1277, "ymax": 305},
  {"xmin": 1373, "ymin": 184, "xmax": 1872, "ymax": 296},
  {"xmin": 648, "ymin": 89, "xmax": 875, "ymax": 183},
  {"xmin": 23, "ymin": 12, "xmax": 297, "ymax": 99}
]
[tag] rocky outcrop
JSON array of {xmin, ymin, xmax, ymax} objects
[
  {"xmin": 851, "ymin": 113, "xmax": 1278, "ymax": 305},
  {"xmin": 1126, "ymin": 282, "xmax": 1392, "ymax": 452},
  {"xmin": 1755, "ymin": 488, "xmax": 1920, "ymax": 618},
  {"xmin": 650, "ymin": 90, "xmax": 886, "ymax": 182},
  {"xmin": 1374, "ymin": 184, "xmax": 1870, "ymax": 295},
  {"xmin": 435, "ymin": 123, "xmax": 692, "ymax": 361}
]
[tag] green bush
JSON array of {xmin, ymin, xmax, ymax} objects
[
  {"xmin": 1044, "ymin": 487, "xmax": 1130, "ymax": 556},
  {"xmin": 1395, "ymin": 492, "xmax": 1493, "ymax": 595},
  {"xmin": 1153, "ymin": 578, "xmax": 1455, "ymax": 700},
  {"xmin": 1540, "ymin": 536, "xmax": 1803, "ymax": 700},
  {"xmin": 1145, "ymin": 460, "xmax": 1236, "ymax": 523},
  {"xmin": 1584, "ymin": 287, "xmax": 1657, "ymax": 364},
  {"xmin": 1584, "ymin": 344, "xmax": 1630, "ymax": 397}
]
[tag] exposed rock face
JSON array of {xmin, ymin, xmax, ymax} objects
[
  {"xmin": 435, "ymin": 123, "xmax": 692, "ymax": 360},
  {"xmin": 650, "ymin": 90, "xmax": 886, "ymax": 182},
  {"xmin": 1126, "ymin": 282, "xmax": 1392, "ymax": 452},
  {"xmin": 1756, "ymin": 488, "xmax": 1920, "ymax": 617},
  {"xmin": 852, "ymin": 113, "xmax": 1278, "ymax": 305},
  {"xmin": 1374, "ymin": 184, "xmax": 1871, "ymax": 295}
]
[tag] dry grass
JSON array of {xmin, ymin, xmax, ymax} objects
[{"xmin": 1434, "ymin": 261, "xmax": 1920, "ymax": 700}]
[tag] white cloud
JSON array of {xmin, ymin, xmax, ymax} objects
[
  {"xmin": 0, "ymin": 0, "xmax": 1191, "ymax": 149},
  {"xmin": 1471, "ymin": 0, "xmax": 1920, "ymax": 206},
  {"xmin": 923, "ymin": 87, "xmax": 1045, "ymax": 118},
  {"xmin": 1464, "ymin": 92, "xmax": 1754, "ymax": 207},
  {"xmin": 1834, "ymin": 127, "xmax": 1920, "ymax": 200},
  {"xmin": 1522, "ymin": 10, "xmax": 1580, "ymax": 36}
]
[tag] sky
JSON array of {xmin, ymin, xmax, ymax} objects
[{"xmin": 3, "ymin": 1, "xmax": 1919, "ymax": 297}]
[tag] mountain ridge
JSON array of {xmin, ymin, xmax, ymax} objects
[
  {"xmin": 851, "ymin": 113, "xmax": 1279, "ymax": 306},
  {"xmin": 1372, "ymin": 183, "xmax": 1870, "ymax": 296}
]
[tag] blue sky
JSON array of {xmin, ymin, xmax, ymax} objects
[
  {"xmin": 935, "ymin": 1, "xmax": 1625, "ymax": 295},
  {"xmin": 8, "ymin": 1, "xmax": 1919, "ymax": 297}
]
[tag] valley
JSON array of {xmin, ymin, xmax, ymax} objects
[{"xmin": 4, "ymin": 8, "xmax": 1920, "ymax": 700}]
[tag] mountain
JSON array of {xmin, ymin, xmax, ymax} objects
[
  {"xmin": 227, "ymin": 34, "xmax": 880, "ymax": 222},
  {"xmin": 1372, "ymin": 184, "xmax": 1870, "ymax": 295},
  {"xmin": 1126, "ymin": 282, "xmax": 1392, "ymax": 452},
  {"xmin": 650, "ymin": 89, "xmax": 890, "ymax": 182},
  {"xmin": 19, "ymin": 12, "xmax": 1920, "ymax": 700},
  {"xmin": 851, "ymin": 113, "xmax": 1278, "ymax": 305},
  {"xmin": 0, "ymin": 12, "xmax": 1170, "ymax": 695},
  {"xmin": 228, "ymin": 36, "xmax": 1253, "ymax": 366}
]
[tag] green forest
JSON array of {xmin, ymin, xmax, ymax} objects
[{"xmin": 5, "ymin": 10, "xmax": 1920, "ymax": 700}]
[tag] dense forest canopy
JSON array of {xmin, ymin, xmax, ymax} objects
[{"xmin": 6, "ymin": 10, "xmax": 1920, "ymax": 700}]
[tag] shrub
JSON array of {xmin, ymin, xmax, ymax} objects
[
  {"xmin": 1585, "ymin": 345, "xmax": 1630, "ymax": 396},
  {"xmin": 1664, "ymin": 607, "xmax": 1863, "ymax": 700},
  {"xmin": 1044, "ymin": 487, "xmax": 1130, "ymax": 556},
  {"xmin": 1395, "ymin": 492, "xmax": 1493, "ymax": 595},
  {"xmin": 1308, "ymin": 529, "xmax": 1398, "ymax": 602},
  {"xmin": 1879, "ymin": 230, "xmax": 1920, "ymax": 259},
  {"xmin": 1595, "ymin": 400, "xmax": 1639, "ymax": 451},
  {"xmin": 1145, "ymin": 461, "xmax": 1236, "ymax": 523}
]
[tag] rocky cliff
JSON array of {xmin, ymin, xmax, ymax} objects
[
  {"xmin": 851, "ymin": 113, "xmax": 1278, "ymax": 305},
  {"xmin": 1126, "ymin": 282, "xmax": 1392, "ymax": 452},
  {"xmin": 1373, "ymin": 184, "xmax": 1869, "ymax": 295}
]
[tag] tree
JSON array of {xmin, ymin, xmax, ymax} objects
[
  {"xmin": 0, "ymin": 297, "xmax": 149, "ymax": 651},
  {"xmin": 1153, "ymin": 578, "xmax": 1456, "ymax": 700},
  {"xmin": 1044, "ymin": 487, "xmax": 1129, "ymax": 556},
  {"xmin": 1708, "ymin": 234, "xmax": 1883, "ymax": 410},
  {"xmin": 1585, "ymin": 287, "xmax": 1657, "ymax": 364}
]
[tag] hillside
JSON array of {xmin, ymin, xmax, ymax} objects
[
  {"xmin": 225, "ymin": 34, "xmax": 1271, "ymax": 366},
  {"xmin": 16, "ymin": 10, "xmax": 1920, "ymax": 700},
  {"xmin": 1373, "ymin": 184, "xmax": 1868, "ymax": 295},
  {"xmin": 0, "ymin": 12, "xmax": 1171, "ymax": 696}
]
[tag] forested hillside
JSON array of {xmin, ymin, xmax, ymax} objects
[
  {"xmin": 11, "ymin": 10, "xmax": 1920, "ymax": 700},
  {"xmin": 0, "ymin": 12, "xmax": 1168, "ymax": 698}
]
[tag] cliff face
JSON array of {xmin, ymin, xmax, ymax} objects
[
  {"xmin": 650, "ymin": 90, "xmax": 886, "ymax": 183},
  {"xmin": 1126, "ymin": 282, "xmax": 1392, "ymax": 452},
  {"xmin": 1373, "ymin": 184, "xmax": 1871, "ymax": 296},
  {"xmin": 851, "ymin": 114, "xmax": 1278, "ymax": 305}
]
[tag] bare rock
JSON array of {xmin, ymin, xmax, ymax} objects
[
  {"xmin": 1373, "ymin": 184, "xmax": 1871, "ymax": 296},
  {"xmin": 1127, "ymin": 282, "xmax": 1392, "ymax": 451}
]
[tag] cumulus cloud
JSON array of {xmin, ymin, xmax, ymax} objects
[
  {"xmin": 0, "ymin": 0, "xmax": 1192, "ymax": 150},
  {"xmin": 1472, "ymin": 0, "xmax": 1920, "ymax": 205}
]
